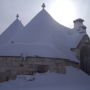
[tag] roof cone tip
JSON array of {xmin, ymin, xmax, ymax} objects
[
  {"xmin": 16, "ymin": 14, "xmax": 19, "ymax": 19},
  {"xmin": 42, "ymin": 3, "xmax": 45, "ymax": 9}
]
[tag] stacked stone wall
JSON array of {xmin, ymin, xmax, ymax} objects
[{"xmin": 0, "ymin": 56, "xmax": 79, "ymax": 82}]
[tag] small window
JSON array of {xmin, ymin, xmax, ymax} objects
[{"xmin": 11, "ymin": 41, "xmax": 14, "ymax": 44}]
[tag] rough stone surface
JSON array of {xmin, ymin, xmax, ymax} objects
[
  {"xmin": 0, "ymin": 56, "xmax": 79, "ymax": 82},
  {"xmin": 80, "ymin": 44, "xmax": 90, "ymax": 74}
]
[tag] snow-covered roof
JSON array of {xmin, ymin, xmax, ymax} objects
[
  {"xmin": 0, "ymin": 66, "xmax": 90, "ymax": 90},
  {"xmin": 0, "ymin": 18, "xmax": 24, "ymax": 45},
  {"xmin": 0, "ymin": 9, "xmax": 86, "ymax": 62}
]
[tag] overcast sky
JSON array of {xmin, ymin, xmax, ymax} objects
[{"xmin": 0, "ymin": 0, "xmax": 90, "ymax": 35}]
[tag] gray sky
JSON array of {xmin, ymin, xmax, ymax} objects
[{"xmin": 0, "ymin": 0, "xmax": 90, "ymax": 35}]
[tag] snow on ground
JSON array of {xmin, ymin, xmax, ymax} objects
[{"xmin": 0, "ymin": 66, "xmax": 90, "ymax": 90}]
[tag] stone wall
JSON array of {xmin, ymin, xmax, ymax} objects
[
  {"xmin": 80, "ymin": 44, "xmax": 90, "ymax": 75},
  {"xmin": 0, "ymin": 56, "xmax": 79, "ymax": 82}
]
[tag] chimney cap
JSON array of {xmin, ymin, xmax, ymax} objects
[{"xmin": 73, "ymin": 18, "xmax": 84, "ymax": 23}]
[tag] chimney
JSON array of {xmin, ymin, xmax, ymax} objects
[{"xmin": 73, "ymin": 18, "xmax": 86, "ymax": 33}]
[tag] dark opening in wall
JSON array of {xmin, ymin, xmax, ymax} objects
[
  {"xmin": 37, "ymin": 65, "xmax": 49, "ymax": 73},
  {"xmin": 20, "ymin": 64, "xmax": 24, "ymax": 67}
]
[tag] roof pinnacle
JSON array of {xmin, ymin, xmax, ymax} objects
[
  {"xmin": 16, "ymin": 14, "xmax": 19, "ymax": 19},
  {"xmin": 42, "ymin": 3, "xmax": 45, "ymax": 9}
]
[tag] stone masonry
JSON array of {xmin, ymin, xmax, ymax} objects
[{"xmin": 0, "ymin": 56, "xmax": 79, "ymax": 82}]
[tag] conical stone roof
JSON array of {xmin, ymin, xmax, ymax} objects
[
  {"xmin": 0, "ymin": 9, "xmax": 85, "ymax": 62},
  {"xmin": 0, "ymin": 18, "xmax": 24, "ymax": 45}
]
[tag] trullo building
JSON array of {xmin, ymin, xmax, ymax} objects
[{"xmin": 0, "ymin": 3, "xmax": 90, "ymax": 82}]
